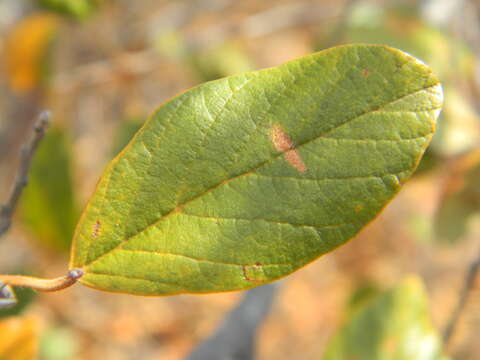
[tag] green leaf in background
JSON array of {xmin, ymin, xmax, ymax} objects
[
  {"xmin": 0, "ymin": 285, "xmax": 36, "ymax": 318},
  {"xmin": 38, "ymin": 0, "xmax": 102, "ymax": 20},
  {"xmin": 70, "ymin": 44, "xmax": 442, "ymax": 296},
  {"xmin": 39, "ymin": 327, "xmax": 77, "ymax": 360},
  {"xmin": 110, "ymin": 118, "xmax": 144, "ymax": 157},
  {"xmin": 19, "ymin": 126, "xmax": 78, "ymax": 252},
  {"xmin": 154, "ymin": 30, "xmax": 254, "ymax": 82},
  {"xmin": 323, "ymin": 276, "xmax": 448, "ymax": 360},
  {"xmin": 434, "ymin": 149, "xmax": 480, "ymax": 244},
  {"xmin": 345, "ymin": 281, "xmax": 382, "ymax": 316},
  {"xmin": 187, "ymin": 43, "xmax": 255, "ymax": 82}
]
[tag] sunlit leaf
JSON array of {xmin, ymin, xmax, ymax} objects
[
  {"xmin": 0, "ymin": 317, "xmax": 38, "ymax": 360},
  {"xmin": 326, "ymin": 3, "xmax": 479, "ymax": 158},
  {"xmin": 5, "ymin": 13, "xmax": 59, "ymax": 93},
  {"xmin": 337, "ymin": 3, "xmax": 474, "ymax": 80},
  {"xmin": 323, "ymin": 276, "xmax": 448, "ymax": 360},
  {"xmin": 19, "ymin": 127, "xmax": 78, "ymax": 252},
  {"xmin": 70, "ymin": 44, "xmax": 442, "ymax": 296}
]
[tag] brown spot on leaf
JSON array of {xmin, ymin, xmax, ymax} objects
[
  {"xmin": 284, "ymin": 150, "xmax": 307, "ymax": 173},
  {"xmin": 362, "ymin": 69, "xmax": 370, "ymax": 76},
  {"xmin": 242, "ymin": 264, "xmax": 263, "ymax": 282},
  {"xmin": 92, "ymin": 220, "xmax": 101, "ymax": 238},
  {"xmin": 242, "ymin": 265, "xmax": 248, "ymax": 280},
  {"xmin": 173, "ymin": 205, "xmax": 183, "ymax": 214},
  {"xmin": 271, "ymin": 124, "xmax": 294, "ymax": 152},
  {"xmin": 271, "ymin": 124, "xmax": 307, "ymax": 173},
  {"xmin": 354, "ymin": 204, "xmax": 363, "ymax": 213}
]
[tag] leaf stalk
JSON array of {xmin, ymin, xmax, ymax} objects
[{"xmin": 0, "ymin": 269, "xmax": 83, "ymax": 292}]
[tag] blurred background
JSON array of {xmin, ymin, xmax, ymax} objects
[{"xmin": 0, "ymin": 0, "xmax": 480, "ymax": 359}]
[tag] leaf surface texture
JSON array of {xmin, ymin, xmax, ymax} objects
[{"xmin": 70, "ymin": 44, "xmax": 442, "ymax": 295}]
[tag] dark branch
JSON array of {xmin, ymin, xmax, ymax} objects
[
  {"xmin": 188, "ymin": 284, "xmax": 278, "ymax": 360},
  {"xmin": 0, "ymin": 111, "xmax": 51, "ymax": 238},
  {"xmin": 443, "ymin": 253, "xmax": 480, "ymax": 346}
]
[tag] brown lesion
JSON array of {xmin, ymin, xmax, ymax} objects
[
  {"xmin": 270, "ymin": 124, "xmax": 307, "ymax": 173},
  {"xmin": 361, "ymin": 69, "xmax": 370, "ymax": 76},
  {"xmin": 173, "ymin": 205, "xmax": 183, "ymax": 214},
  {"xmin": 92, "ymin": 220, "xmax": 101, "ymax": 238},
  {"xmin": 242, "ymin": 263, "xmax": 264, "ymax": 282},
  {"xmin": 284, "ymin": 150, "xmax": 307, "ymax": 173},
  {"xmin": 271, "ymin": 124, "xmax": 294, "ymax": 152}
]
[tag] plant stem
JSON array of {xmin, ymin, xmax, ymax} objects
[
  {"xmin": 0, "ymin": 269, "xmax": 83, "ymax": 292},
  {"xmin": 0, "ymin": 111, "xmax": 51, "ymax": 237},
  {"xmin": 443, "ymin": 252, "xmax": 480, "ymax": 346}
]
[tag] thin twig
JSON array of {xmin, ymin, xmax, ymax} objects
[
  {"xmin": 0, "ymin": 111, "xmax": 51, "ymax": 238},
  {"xmin": 443, "ymin": 253, "xmax": 480, "ymax": 346}
]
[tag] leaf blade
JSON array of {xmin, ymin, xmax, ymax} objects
[{"xmin": 70, "ymin": 44, "xmax": 442, "ymax": 295}]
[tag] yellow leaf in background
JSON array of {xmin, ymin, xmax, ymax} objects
[
  {"xmin": 0, "ymin": 317, "xmax": 38, "ymax": 360},
  {"xmin": 5, "ymin": 13, "xmax": 59, "ymax": 94}
]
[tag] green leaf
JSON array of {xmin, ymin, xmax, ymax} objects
[
  {"xmin": 110, "ymin": 118, "xmax": 144, "ymax": 157},
  {"xmin": 154, "ymin": 30, "xmax": 254, "ymax": 82},
  {"xmin": 434, "ymin": 149, "xmax": 480, "ymax": 244},
  {"xmin": 19, "ymin": 126, "xmax": 78, "ymax": 252},
  {"xmin": 323, "ymin": 276, "xmax": 448, "ymax": 360},
  {"xmin": 39, "ymin": 327, "xmax": 77, "ymax": 360},
  {"xmin": 0, "ymin": 284, "xmax": 36, "ymax": 317},
  {"xmin": 70, "ymin": 44, "xmax": 442, "ymax": 296},
  {"xmin": 323, "ymin": 3, "xmax": 477, "ymax": 159},
  {"xmin": 38, "ymin": 0, "xmax": 102, "ymax": 20},
  {"xmin": 345, "ymin": 281, "xmax": 382, "ymax": 315},
  {"xmin": 335, "ymin": 3, "xmax": 474, "ymax": 81},
  {"xmin": 187, "ymin": 43, "xmax": 255, "ymax": 82}
]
